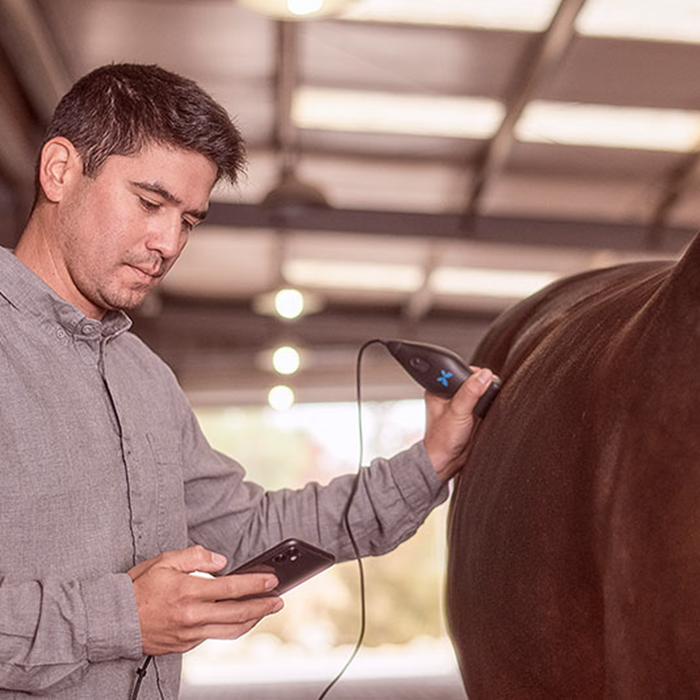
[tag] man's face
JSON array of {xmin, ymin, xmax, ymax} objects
[{"xmin": 54, "ymin": 143, "xmax": 217, "ymax": 319}]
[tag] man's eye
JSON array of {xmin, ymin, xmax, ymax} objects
[
  {"xmin": 139, "ymin": 197, "xmax": 160, "ymax": 212},
  {"xmin": 182, "ymin": 218, "xmax": 196, "ymax": 232}
]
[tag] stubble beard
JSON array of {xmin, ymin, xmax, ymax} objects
[{"xmin": 95, "ymin": 264, "xmax": 163, "ymax": 312}]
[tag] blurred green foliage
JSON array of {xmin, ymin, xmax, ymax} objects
[{"xmin": 194, "ymin": 402, "xmax": 449, "ymax": 648}]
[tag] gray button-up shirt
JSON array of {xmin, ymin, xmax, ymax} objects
[{"xmin": 0, "ymin": 247, "xmax": 448, "ymax": 698}]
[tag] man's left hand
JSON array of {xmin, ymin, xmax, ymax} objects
[{"xmin": 424, "ymin": 367, "xmax": 494, "ymax": 482}]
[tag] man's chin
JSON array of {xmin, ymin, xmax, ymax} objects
[{"xmin": 100, "ymin": 288, "xmax": 151, "ymax": 313}]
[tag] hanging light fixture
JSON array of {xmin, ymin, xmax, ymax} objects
[
  {"xmin": 238, "ymin": 0, "xmax": 354, "ymax": 20},
  {"xmin": 262, "ymin": 168, "xmax": 329, "ymax": 217}
]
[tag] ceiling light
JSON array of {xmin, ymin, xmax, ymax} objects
[
  {"xmin": 275, "ymin": 288, "xmax": 305, "ymax": 318},
  {"xmin": 252, "ymin": 287, "xmax": 324, "ymax": 319},
  {"xmin": 293, "ymin": 87, "xmax": 505, "ymax": 139},
  {"xmin": 289, "ymin": 0, "xmax": 322, "ymax": 15},
  {"xmin": 262, "ymin": 169, "xmax": 329, "ymax": 215},
  {"xmin": 238, "ymin": 0, "xmax": 354, "ymax": 20},
  {"xmin": 431, "ymin": 267, "xmax": 558, "ymax": 299},
  {"xmin": 577, "ymin": 0, "xmax": 700, "ymax": 44},
  {"xmin": 272, "ymin": 346, "xmax": 302, "ymax": 375},
  {"xmin": 516, "ymin": 101, "xmax": 700, "ymax": 152},
  {"xmin": 284, "ymin": 259, "xmax": 557, "ymax": 299},
  {"xmin": 341, "ymin": 0, "xmax": 559, "ymax": 31},
  {"xmin": 284, "ymin": 259, "xmax": 424, "ymax": 293},
  {"xmin": 268, "ymin": 384, "xmax": 296, "ymax": 410}
]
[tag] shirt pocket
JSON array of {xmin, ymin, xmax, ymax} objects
[{"xmin": 146, "ymin": 431, "xmax": 187, "ymax": 552}]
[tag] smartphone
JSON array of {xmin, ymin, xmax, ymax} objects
[{"xmin": 230, "ymin": 538, "xmax": 336, "ymax": 597}]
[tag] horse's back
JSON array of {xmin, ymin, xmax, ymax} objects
[{"xmin": 447, "ymin": 238, "xmax": 700, "ymax": 698}]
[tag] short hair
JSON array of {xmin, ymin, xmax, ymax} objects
[{"xmin": 37, "ymin": 63, "xmax": 246, "ymax": 193}]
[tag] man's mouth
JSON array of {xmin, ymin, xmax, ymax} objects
[{"xmin": 127, "ymin": 264, "xmax": 163, "ymax": 281}]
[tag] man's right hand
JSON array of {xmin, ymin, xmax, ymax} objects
[{"xmin": 128, "ymin": 545, "xmax": 284, "ymax": 655}]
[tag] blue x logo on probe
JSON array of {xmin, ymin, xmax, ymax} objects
[{"xmin": 437, "ymin": 370, "xmax": 453, "ymax": 387}]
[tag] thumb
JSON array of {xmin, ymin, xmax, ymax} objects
[
  {"xmin": 167, "ymin": 545, "xmax": 228, "ymax": 574},
  {"xmin": 451, "ymin": 368, "xmax": 493, "ymax": 413}
]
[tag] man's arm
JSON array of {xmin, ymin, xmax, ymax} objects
[
  {"xmin": 126, "ymin": 368, "xmax": 494, "ymax": 656},
  {"xmin": 0, "ymin": 548, "xmax": 287, "ymax": 693},
  {"xmin": 182, "ymin": 367, "xmax": 495, "ymax": 568},
  {"xmin": 0, "ymin": 572, "xmax": 139, "ymax": 694}
]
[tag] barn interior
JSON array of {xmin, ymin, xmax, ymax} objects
[{"xmin": 0, "ymin": 1, "xmax": 697, "ymax": 697}]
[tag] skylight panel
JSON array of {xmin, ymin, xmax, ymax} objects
[
  {"xmin": 341, "ymin": 0, "xmax": 560, "ymax": 32},
  {"xmin": 293, "ymin": 87, "xmax": 505, "ymax": 139}
]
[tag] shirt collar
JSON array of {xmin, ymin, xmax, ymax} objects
[{"xmin": 0, "ymin": 246, "xmax": 132, "ymax": 339}]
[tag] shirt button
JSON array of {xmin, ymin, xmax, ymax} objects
[
  {"xmin": 56, "ymin": 329, "xmax": 66, "ymax": 339},
  {"xmin": 83, "ymin": 325, "xmax": 96, "ymax": 335}
]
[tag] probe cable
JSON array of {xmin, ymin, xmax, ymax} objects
[
  {"xmin": 133, "ymin": 339, "xmax": 383, "ymax": 700},
  {"xmin": 130, "ymin": 654, "xmax": 153, "ymax": 700},
  {"xmin": 316, "ymin": 338, "xmax": 384, "ymax": 700}
]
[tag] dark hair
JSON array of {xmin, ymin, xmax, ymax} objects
[{"xmin": 37, "ymin": 63, "xmax": 246, "ymax": 191}]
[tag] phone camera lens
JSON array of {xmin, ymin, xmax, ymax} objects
[
  {"xmin": 273, "ymin": 553, "xmax": 287, "ymax": 564},
  {"xmin": 288, "ymin": 547, "xmax": 300, "ymax": 562}
]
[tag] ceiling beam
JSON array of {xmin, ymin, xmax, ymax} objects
[
  {"xmin": 273, "ymin": 20, "xmax": 299, "ymax": 175},
  {"xmin": 132, "ymin": 299, "xmax": 497, "ymax": 404},
  {"xmin": 462, "ymin": 0, "xmax": 588, "ymax": 228},
  {"xmin": 263, "ymin": 21, "xmax": 330, "ymax": 225},
  {"xmin": 402, "ymin": 242, "xmax": 443, "ymax": 324},
  {"xmin": 207, "ymin": 201, "xmax": 694, "ymax": 254},
  {"xmin": 0, "ymin": 0, "xmax": 73, "ymax": 240},
  {"xmin": 646, "ymin": 149, "xmax": 700, "ymax": 250},
  {"xmin": 0, "ymin": 42, "xmax": 40, "ymax": 238},
  {"xmin": 0, "ymin": 49, "xmax": 35, "ymax": 189},
  {"xmin": 0, "ymin": 0, "xmax": 71, "ymax": 122}
]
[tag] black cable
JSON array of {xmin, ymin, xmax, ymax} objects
[
  {"xmin": 153, "ymin": 656, "xmax": 165, "ymax": 698},
  {"xmin": 132, "ymin": 339, "xmax": 385, "ymax": 700},
  {"xmin": 316, "ymin": 338, "xmax": 385, "ymax": 700},
  {"xmin": 130, "ymin": 654, "xmax": 153, "ymax": 700}
]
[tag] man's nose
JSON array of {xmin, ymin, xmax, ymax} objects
[{"xmin": 147, "ymin": 218, "xmax": 184, "ymax": 259}]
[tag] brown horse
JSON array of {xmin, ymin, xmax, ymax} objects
[{"xmin": 447, "ymin": 233, "xmax": 700, "ymax": 698}]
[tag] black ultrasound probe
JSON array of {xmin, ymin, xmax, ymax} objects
[{"xmin": 383, "ymin": 339, "xmax": 501, "ymax": 417}]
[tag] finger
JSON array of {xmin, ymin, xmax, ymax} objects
[
  {"xmin": 153, "ymin": 597, "xmax": 284, "ymax": 654},
  {"xmin": 200, "ymin": 572, "xmax": 279, "ymax": 602},
  {"xmin": 202, "ymin": 620, "xmax": 261, "ymax": 641},
  {"xmin": 161, "ymin": 545, "xmax": 228, "ymax": 575},
  {"xmin": 201, "ymin": 613, "xmax": 278, "ymax": 641},
  {"xmin": 424, "ymin": 367, "xmax": 493, "ymax": 422},
  {"xmin": 187, "ymin": 596, "xmax": 284, "ymax": 638},
  {"xmin": 202, "ymin": 595, "xmax": 285, "ymax": 625},
  {"xmin": 450, "ymin": 368, "xmax": 493, "ymax": 413}
]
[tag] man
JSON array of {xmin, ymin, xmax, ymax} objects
[{"xmin": 0, "ymin": 64, "xmax": 494, "ymax": 698}]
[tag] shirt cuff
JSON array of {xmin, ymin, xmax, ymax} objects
[
  {"xmin": 80, "ymin": 573, "xmax": 143, "ymax": 663},
  {"xmin": 389, "ymin": 440, "xmax": 449, "ymax": 515}
]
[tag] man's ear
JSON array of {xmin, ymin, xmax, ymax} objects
[{"xmin": 38, "ymin": 137, "xmax": 83, "ymax": 203}]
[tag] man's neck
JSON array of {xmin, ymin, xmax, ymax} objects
[{"xmin": 14, "ymin": 212, "xmax": 106, "ymax": 320}]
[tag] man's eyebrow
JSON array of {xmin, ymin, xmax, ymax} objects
[{"xmin": 131, "ymin": 180, "xmax": 209, "ymax": 221}]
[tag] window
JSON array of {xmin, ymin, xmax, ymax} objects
[{"xmin": 182, "ymin": 400, "xmax": 461, "ymax": 690}]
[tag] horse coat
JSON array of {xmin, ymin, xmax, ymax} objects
[{"xmin": 447, "ymin": 233, "xmax": 700, "ymax": 698}]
